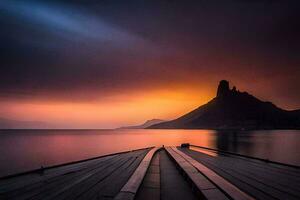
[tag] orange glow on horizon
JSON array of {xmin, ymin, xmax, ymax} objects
[{"xmin": 0, "ymin": 87, "xmax": 214, "ymax": 128}]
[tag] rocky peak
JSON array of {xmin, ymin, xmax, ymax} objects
[{"xmin": 216, "ymin": 80, "xmax": 230, "ymax": 97}]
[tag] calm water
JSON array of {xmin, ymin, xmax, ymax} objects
[{"xmin": 0, "ymin": 129, "xmax": 299, "ymax": 177}]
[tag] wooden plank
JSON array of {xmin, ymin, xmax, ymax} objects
[
  {"xmin": 0, "ymin": 147, "xmax": 153, "ymax": 193},
  {"xmin": 166, "ymin": 147, "xmax": 216, "ymax": 190},
  {"xmin": 114, "ymin": 147, "xmax": 160, "ymax": 200},
  {"xmin": 76, "ymin": 149, "xmax": 149, "ymax": 200},
  {"xmin": 165, "ymin": 147, "xmax": 229, "ymax": 200},
  {"xmin": 190, "ymin": 145, "xmax": 300, "ymax": 175},
  {"xmin": 2, "ymin": 154, "xmax": 127, "ymax": 200},
  {"xmin": 159, "ymin": 149, "xmax": 198, "ymax": 200},
  {"xmin": 0, "ymin": 147, "xmax": 153, "ymax": 181},
  {"xmin": 0, "ymin": 148, "xmax": 150, "ymax": 200},
  {"xmin": 187, "ymin": 147, "xmax": 300, "ymax": 186},
  {"xmin": 210, "ymin": 156, "xmax": 300, "ymax": 194},
  {"xmin": 166, "ymin": 147, "xmax": 198, "ymax": 174},
  {"xmin": 56, "ymin": 157, "xmax": 136, "ymax": 200},
  {"xmin": 182, "ymin": 149, "xmax": 277, "ymax": 200},
  {"xmin": 182, "ymin": 148, "xmax": 300, "ymax": 199},
  {"xmin": 0, "ymin": 155, "xmax": 116, "ymax": 194},
  {"xmin": 135, "ymin": 151, "xmax": 160, "ymax": 200},
  {"xmin": 41, "ymin": 150, "xmax": 148, "ymax": 200},
  {"xmin": 172, "ymin": 147, "xmax": 254, "ymax": 200}
]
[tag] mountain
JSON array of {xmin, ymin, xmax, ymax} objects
[
  {"xmin": 118, "ymin": 119, "xmax": 165, "ymax": 129},
  {"xmin": 0, "ymin": 118, "xmax": 49, "ymax": 129},
  {"xmin": 149, "ymin": 80, "xmax": 300, "ymax": 130}
]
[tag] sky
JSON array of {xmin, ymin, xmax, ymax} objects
[{"xmin": 1, "ymin": 0, "xmax": 300, "ymax": 128}]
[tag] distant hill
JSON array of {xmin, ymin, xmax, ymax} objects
[
  {"xmin": 0, "ymin": 118, "xmax": 49, "ymax": 129},
  {"xmin": 149, "ymin": 80, "xmax": 300, "ymax": 130},
  {"xmin": 118, "ymin": 119, "xmax": 165, "ymax": 129}
]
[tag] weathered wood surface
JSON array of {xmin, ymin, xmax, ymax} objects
[
  {"xmin": 114, "ymin": 147, "xmax": 160, "ymax": 200},
  {"xmin": 136, "ymin": 149, "xmax": 199, "ymax": 200},
  {"xmin": 181, "ymin": 146, "xmax": 300, "ymax": 200},
  {"xmin": 165, "ymin": 147, "xmax": 231, "ymax": 200},
  {"xmin": 159, "ymin": 149, "xmax": 198, "ymax": 200},
  {"xmin": 1, "ymin": 145, "xmax": 299, "ymax": 200},
  {"xmin": 173, "ymin": 147, "xmax": 254, "ymax": 200},
  {"xmin": 135, "ymin": 149, "xmax": 160, "ymax": 200},
  {"xmin": 0, "ymin": 148, "xmax": 151, "ymax": 200}
]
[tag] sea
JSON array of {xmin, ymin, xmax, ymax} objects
[{"xmin": 0, "ymin": 129, "xmax": 299, "ymax": 177}]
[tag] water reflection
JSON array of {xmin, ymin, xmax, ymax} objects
[
  {"xmin": 0, "ymin": 129, "xmax": 299, "ymax": 177},
  {"xmin": 214, "ymin": 130, "xmax": 254, "ymax": 156}
]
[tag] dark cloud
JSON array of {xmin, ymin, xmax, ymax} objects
[{"xmin": 1, "ymin": 0, "xmax": 300, "ymax": 108}]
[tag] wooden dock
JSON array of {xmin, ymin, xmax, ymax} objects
[
  {"xmin": 0, "ymin": 145, "xmax": 299, "ymax": 200},
  {"xmin": 181, "ymin": 145, "xmax": 300, "ymax": 200}
]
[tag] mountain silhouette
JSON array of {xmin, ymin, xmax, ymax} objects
[
  {"xmin": 149, "ymin": 80, "xmax": 300, "ymax": 130},
  {"xmin": 118, "ymin": 119, "xmax": 165, "ymax": 129}
]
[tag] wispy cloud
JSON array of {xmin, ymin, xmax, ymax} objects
[{"xmin": 0, "ymin": 0, "xmax": 155, "ymax": 50}]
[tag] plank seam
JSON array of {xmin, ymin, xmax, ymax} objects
[
  {"xmin": 173, "ymin": 147, "xmax": 255, "ymax": 200},
  {"xmin": 114, "ymin": 147, "xmax": 161, "ymax": 200}
]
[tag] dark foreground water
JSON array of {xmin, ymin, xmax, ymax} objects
[{"xmin": 0, "ymin": 129, "xmax": 299, "ymax": 177}]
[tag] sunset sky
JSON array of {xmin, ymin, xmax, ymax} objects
[{"xmin": 1, "ymin": 0, "xmax": 300, "ymax": 128}]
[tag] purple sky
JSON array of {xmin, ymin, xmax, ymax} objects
[{"xmin": 1, "ymin": 0, "xmax": 299, "ymax": 128}]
